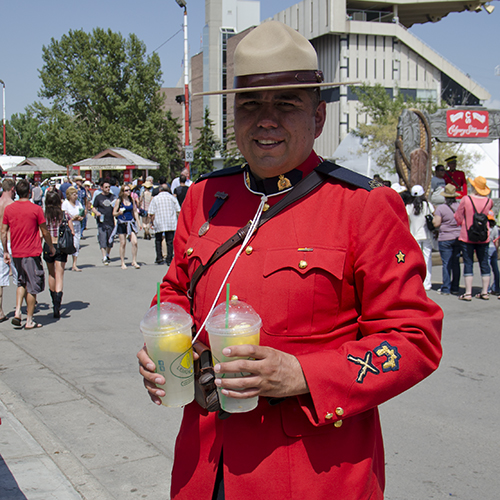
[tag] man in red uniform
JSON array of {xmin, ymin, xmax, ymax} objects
[
  {"xmin": 1, "ymin": 179, "xmax": 55, "ymax": 329},
  {"xmin": 443, "ymin": 155, "xmax": 467, "ymax": 199},
  {"xmin": 138, "ymin": 21, "xmax": 442, "ymax": 499}
]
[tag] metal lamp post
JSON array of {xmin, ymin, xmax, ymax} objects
[
  {"xmin": 175, "ymin": 0, "xmax": 191, "ymax": 178},
  {"xmin": 0, "ymin": 79, "xmax": 5, "ymax": 155}
]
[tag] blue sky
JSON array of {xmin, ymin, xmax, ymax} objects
[{"xmin": 1, "ymin": 0, "xmax": 499, "ymax": 119}]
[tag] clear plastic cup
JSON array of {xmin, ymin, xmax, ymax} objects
[
  {"xmin": 206, "ymin": 300, "xmax": 261, "ymax": 413},
  {"xmin": 140, "ymin": 303, "xmax": 194, "ymax": 407}
]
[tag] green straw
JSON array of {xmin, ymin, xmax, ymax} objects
[
  {"xmin": 157, "ymin": 282, "xmax": 161, "ymax": 327},
  {"xmin": 225, "ymin": 283, "xmax": 230, "ymax": 329}
]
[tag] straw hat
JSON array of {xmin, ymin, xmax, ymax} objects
[
  {"xmin": 411, "ymin": 185, "xmax": 424, "ymax": 197},
  {"xmin": 195, "ymin": 21, "xmax": 354, "ymax": 96},
  {"xmin": 143, "ymin": 181, "xmax": 153, "ymax": 188},
  {"xmin": 83, "ymin": 180, "xmax": 92, "ymax": 187},
  {"xmin": 468, "ymin": 176, "xmax": 490, "ymax": 196},
  {"xmin": 442, "ymin": 184, "xmax": 457, "ymax": 198},
  {"xmin": 73, "ymin": 175, "xmax": 84, "ymax": 182}
]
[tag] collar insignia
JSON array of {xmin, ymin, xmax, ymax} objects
[
  {"xmin": 278, "ymin": 174, "xmax": 292, "ymax": 191},
  {"xmin": 395, "ymin": 251, "xmax": 405, "ymax": 263}
]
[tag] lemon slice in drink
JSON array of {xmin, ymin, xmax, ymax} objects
[{"xmin": 158, "ymin": 332, "xmax": 192, "ymax": 353}]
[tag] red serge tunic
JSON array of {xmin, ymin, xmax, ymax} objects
[{"xmin": 155, "ymin": 152, "xmax": 443, "ymax": 500}]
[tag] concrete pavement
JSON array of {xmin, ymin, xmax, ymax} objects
[{"xmin": 1, "ymin": 219, "xmax": 499, "ymax": 499}]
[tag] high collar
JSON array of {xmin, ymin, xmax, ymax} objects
[{"xmin": 244, "ymin": 151, "xmax": 322, "ymax": 196}]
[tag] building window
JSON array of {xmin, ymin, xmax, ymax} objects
[
  {"xmin": 346, "ymin": 57, "xmax": 350, "ymax": 78},
  {"xmin": 383, "ymin": 60, "xmax": 386, "ymax": 79},
  {"xmin": 365, "ymin": 59, "xmax": 368, "ymax": 79},
  {"xmin": 326, "ymin": 0, "xmax": 329, "ymax": 25},
  {"xmin": 311, "ymin": 2, "xmax": 314, "ymax": 32},
  {"xmin": 374, "ymin": 59, "xmax": 377, "ymax": 79},
  {"xmin": 356, "ymin": 58, "xmax": 359, "ymax": 78},
  {"xmin": 297, "ymin": 8, "xmax": 299, "ymax": 30}
]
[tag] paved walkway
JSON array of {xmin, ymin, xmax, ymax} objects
[{"xmin": 0, "ymin": 220, "xmax": 498, "ymax": 499}]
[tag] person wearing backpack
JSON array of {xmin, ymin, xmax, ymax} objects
[{"xmin": 454, "ymin": 176, "xmax": 493, "ymax": 301}]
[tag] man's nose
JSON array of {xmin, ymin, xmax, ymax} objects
[{"xmin": 256, "ymin": 103, "xmax": 279, "ymax": 129}]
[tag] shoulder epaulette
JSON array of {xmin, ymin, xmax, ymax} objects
[
  {"xmin": 315, "ymin": 160, "xmax": 385, "ymax": 192},
  {"xmin": 196, "ymin": 165, "xmax": 245, "ymax": 184}
]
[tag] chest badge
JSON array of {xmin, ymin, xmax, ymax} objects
[{"xmin": 198, "ymin": 192, "xmax": 228, "ymax": 237}]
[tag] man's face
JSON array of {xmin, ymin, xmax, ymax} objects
[
  {"xmin": 234, "ymin": 88, "xmax": 326, "ymax": 179},
  {"xmin": 448, "ymin": 161, "xmax": 457, "ymax": 171},
  {"xmin": 102, "ymin": 183, "xmax": 111, "ymax": 194},
  {"xmin": 435, "ymin": 166, "xmax": 445, "ymax": 178}
]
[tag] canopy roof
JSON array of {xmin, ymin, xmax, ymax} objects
[
  {"xmin": 72, "ymin": 148, "xmax": 160, "ymax": 170},
  {"xmin": 7, "ymin": 157, "xmax": 66, "ymax": 175}
]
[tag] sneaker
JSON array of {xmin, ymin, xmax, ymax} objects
[
  {"xmin": 103, "ymin": 257, "xmax": 109, "ymax": 266},
  {"xmin": 437, "ymin": 289, "xmax": 450, "ymax": 295}
]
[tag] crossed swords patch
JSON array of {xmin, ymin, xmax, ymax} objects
[{"xmin": 347, "ymin": 341, "xmax": 401, "ymax": 383}]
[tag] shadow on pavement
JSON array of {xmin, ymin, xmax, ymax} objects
[{"xmin": 0, "ymin": 454, "xmax": 28, "ymax": 499}]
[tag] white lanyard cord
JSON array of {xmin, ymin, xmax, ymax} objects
[{"xmin": 192, "ymin": 194, "xmax": 268, "ymax": 344}]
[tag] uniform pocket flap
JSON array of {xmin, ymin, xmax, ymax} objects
[{"xmin": 263, "ymin": 247, "xmax": 346, "ymax": 280}]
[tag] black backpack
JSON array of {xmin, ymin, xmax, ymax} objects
[{"xmin": 467, "ymin": 196, "xmax": 489, "ymax": 242}]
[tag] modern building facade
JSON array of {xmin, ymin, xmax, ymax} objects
[{"xmin": 187, "ymin": 0, "xmax": 492, "ymax": 158}]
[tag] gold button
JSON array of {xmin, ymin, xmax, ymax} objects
[
  {"xmin": 334, "ymin": 420, "xmax": 343, "ymax": 428},
  {"xmin": 325, "ymin": 412, "xmax": 334, "ymax": 420},
  {"xmin": 262, "ymin": 203, "xmax": 270, "ymax": 212},
  {"xmin": 245, "ymin": 246, "xmax": 253, "ymax": 255},
  {"xmin": 230, "ymin": 295, "xmax": 239, "ymax": 301},
  {"xmin": 298, "ymin": 260, "xmax": 308, "ymax": 269},
  {"xmin": 335, "ymin": 407, "xmax": 344, "ymax": 417},
  {"xmin": 186, "ymin": 248, "xmax": 194, "ymax": 256}
]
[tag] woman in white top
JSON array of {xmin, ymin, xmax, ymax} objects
[
  {"xmin": 406, "ymin": 184, "xmax": 434, "ymax": 291},
  {"xmin": 62, "ymin": 186, "xmax": 84, "ymax": 272}
]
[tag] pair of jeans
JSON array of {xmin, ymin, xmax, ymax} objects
[
  {"xmin": 461, "ymin": 241, "xmax": 490, "ymax": 276},
  {"xmin": 155, "ymin": 230, "xmax": 175, "ymax": 264},
  {"xmin": 488, "ymin": 247, "xmax": 500, "ymax": 293},
  {"xmin": 438, "ymin": 238, "xmax": 461, "ymax": 293}
]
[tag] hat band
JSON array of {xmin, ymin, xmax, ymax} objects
[{"xmin": 234, "ymin": 70, "xmax": 324, "ymax": 90}]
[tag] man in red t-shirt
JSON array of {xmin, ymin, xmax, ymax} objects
[
  {"xmin": 1, "ymin": 179, "xmax": 55, "ymax": 329},
  {"xmin": 443, "ymin": 155, "xmax": 467, "ymax": 199}
]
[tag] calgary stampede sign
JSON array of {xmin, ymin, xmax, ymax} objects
[{"xmin": 396, "ymin": 108, "xmax": 500, "ymax": 194}]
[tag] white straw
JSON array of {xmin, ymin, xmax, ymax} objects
[{"xmin": 192, "ymin": 195, "xmax": 268, "ymax": 344}]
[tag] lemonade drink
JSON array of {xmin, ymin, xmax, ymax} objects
[
  {"xmin": 140, "ymin": 303, "xmax": 194, "ymax": 407},
  {"xmin": 206, "ymin": 300, "xmax": 262, "ymax": 413}
]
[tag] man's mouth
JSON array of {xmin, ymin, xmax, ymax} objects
[{"xmin": 256, "ymin": 139, "xmax": 282, "ymax": 145}]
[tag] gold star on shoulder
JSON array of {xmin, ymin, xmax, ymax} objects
[
  {"xmin": 278, "ymin": 175, "xmax": 292, "ymax": 191},
  {"xmin": 395, "ymin": 251, "xmax": 405, "ymax": 263}
]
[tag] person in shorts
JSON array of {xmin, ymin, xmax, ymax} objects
[
  {"xmin": 91, "ymin": 179, "xmax": 116, "ymax": 265},
  {"xmin": 0, "ymin": 178, "xmax": 18, "ymax": 322},
  {"xmin": 1, "ymin": 179, "xmax": 55, "ymax": 329}
]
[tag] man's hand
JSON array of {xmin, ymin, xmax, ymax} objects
[
  {"xmin": 3, "ymin": 251, "xmax": 11, "ymax": 265},
  {"xmin": 137, "ymin": 346, "xmax": 165, "ymax": 405},
  {"xmin": 213, "ymin": 345, "xmax": 309, "ymax": 399}
]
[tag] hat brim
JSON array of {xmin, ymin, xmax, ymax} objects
[
  {"xmin": 194, "ymin": 81, "xmax": 358, "ymax": 96},
  {"xmin": 468, "ymin": 177, "xmax": 491, "ymax": 196}
]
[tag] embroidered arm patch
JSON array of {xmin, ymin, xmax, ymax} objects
[
  {"xmin": 347, "ymin": 352, "xmax": 380, "ymax": 383},
  {"xmin": 374, "ymin": 341, "xmax": 401, "ymax": 372}
]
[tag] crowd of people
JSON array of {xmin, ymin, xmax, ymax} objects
[
  {"xmin": 0, "ymin": 170, "xmax": 189, "ymax": 327},
  {"xmin": 390, "ymin": 156, "xmax": 499, "ymax": 301}
]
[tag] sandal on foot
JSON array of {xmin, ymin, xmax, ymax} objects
[
  {"xmin": 25, "ymin": 323, "xmax": 43, "ymax": 330},
  {"xmin": 458, "ymin": 294, "xmax": 472, "ymax": 301},
  {"xmin": 131, "ymin": 263, "xmax": 140, "ymax": 269},
  {"xmin": 11, "ymin": 316, "xmax": 22, "ymax": 326},
  {"xmin": 475, "ymin": 293, "xmax": 489, "ymax": 300}
]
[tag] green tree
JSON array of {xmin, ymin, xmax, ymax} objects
[
  {"xmin": 191, "ymin": 107, "xmax": 221, "ymax": 180},
  {"xmin": 352, "ymin": 84, "xmax": 479, "ymax": 177},
  {"xmin": 11, "ymin": 28, "xmax": 182, "ymax": 173}
]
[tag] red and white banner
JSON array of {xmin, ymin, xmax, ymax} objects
[{"xmin": 447, "ymin": 110, "xmax": 489, "ymax": 138}]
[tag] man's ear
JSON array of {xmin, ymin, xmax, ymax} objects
[{"xmin": 314, "ymin": 100, "xmax": 327, "ymax": 139}]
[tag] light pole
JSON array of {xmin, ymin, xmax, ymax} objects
[
  {"xmin": 175, "ymin": 0, "xmax": 191, "ymax": 178},
  {"xmin": 0, "ymin": 79, "xmax": 5, "ymax": 155}
]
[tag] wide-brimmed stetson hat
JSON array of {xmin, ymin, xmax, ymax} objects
[
  {"xmin": 195, "ymin": 21, "xmax": 355, "ymax": 96},
  {"xmin": 442, "ymin": 184, "xmax": 457, "ymax": 198},
  {"xmin": 468, "ymin": 176, "xmax": 490, "ymax": 196}
]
